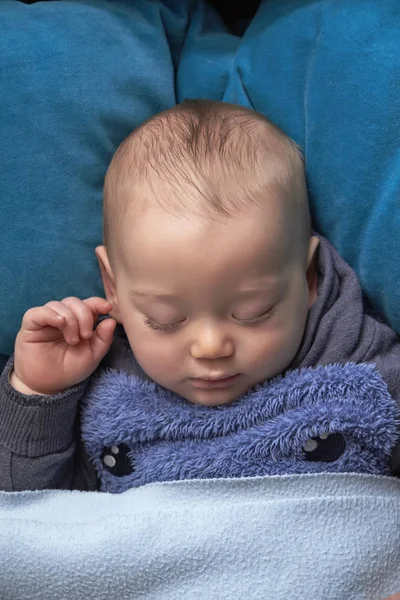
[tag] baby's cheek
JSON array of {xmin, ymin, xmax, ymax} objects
[
  {"xmin": 247, "ymin": 325, "xmax": 296, "ymax": 370},
  {"xmin": 133, "ymin": 336, "xmax": 180, "ymax": 380}
]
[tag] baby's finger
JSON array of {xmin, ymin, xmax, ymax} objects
[
  {"xmin": 82, "ymin": 297, "xmax": 113, "ymax": 319},
  {"xmin": 44, "ymin": 300, "xmax": 81, "ymax": 345},
  {"xmin": 90, "ymin": 317, "xmax": 117, "ymax": 363},
  {"xmin": 60, "ymin": 297, "xmax": 103, "ymax": 340},
  {"xmin": 82, "ymin": 297, "xmax": 114, "ymax": 332},
  {"xmin": 22, "ymin": 306, "xmax": 65, "ymax": 332}
]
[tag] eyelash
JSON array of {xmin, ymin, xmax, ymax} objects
[
  {"xmin": 143, "ymin": 317, "xmax": 183, "ymax": 332},
  {"xmin": 143, "ymin": 309, "xmax": 275, "ymax": 332},
  {"xmin": 234, "ymin": 308, "xmax": 275, "ymax": 326}
]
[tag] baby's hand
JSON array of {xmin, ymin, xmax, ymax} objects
[{"xmin": 11, "ymin": 297, "xmax": 116, "ymax": 395}]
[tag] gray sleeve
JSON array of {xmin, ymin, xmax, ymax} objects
[{"xmin": 0, "ymin": 356, "xmax": 98, "ymax": 491}]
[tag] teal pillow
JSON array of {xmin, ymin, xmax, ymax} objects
[
  {"xmin": 0, "ymin": 0, "xmax": 194, "ymax": 356},
  {"xmin": 0, "ymin": 355, "xmax": 7, "ymax": 375},
  {"xmin": 178, "ymin": 0, "xmax": 400, "ymax": 333}
]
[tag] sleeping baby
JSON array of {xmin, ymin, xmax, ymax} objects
[{"xmin": 1, "ymin": 100, "xmax": 400, "ymax": 491}]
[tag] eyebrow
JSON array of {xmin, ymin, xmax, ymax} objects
[
  {"xmin": 129, "ymin": 290, "xmax": 179, "ymax": 300},
  {"xmin": 130, "ymin": 281, "xmax": 279, "ymax": 301},
  {"xmin": 237, "ymin": 284, "xmax": 278, "ymax": 294}
]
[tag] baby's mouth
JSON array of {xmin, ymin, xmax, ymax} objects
[{"xmin": 189, "ymin": 374, "xmax": 240, "ymax": 389}]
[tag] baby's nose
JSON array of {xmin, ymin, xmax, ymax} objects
[{"xmin": 190, "ymin": 326, "xmax": 234, "ymax": 360}]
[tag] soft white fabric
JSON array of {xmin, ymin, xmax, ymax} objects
[{"xmin": 1, "ymin": 473, "xmax": 400, "ymax": 599}]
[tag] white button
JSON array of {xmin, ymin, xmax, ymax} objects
[
  {"xmin": 319, "ymin": 433, "xmax": 329, "ymax": 440},
  {"xmin": 103, "ymin": 455, "xmax": 116, "ymax": 468},
  {"xmin": 303, "ymin": 439, "xmax": 318, "ymax": 452},
  {"xmin": 111, "ymin": 446, "xmax": 119, "ymax": 454}
]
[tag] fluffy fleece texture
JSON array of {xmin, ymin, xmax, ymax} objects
[{"xmin": 81, "ymin": 363, "xmax": 400, "ymax": 493}]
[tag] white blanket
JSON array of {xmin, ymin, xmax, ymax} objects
[{"xmin": 1, "ymin": 473, "xmax": 400, "ymax": 600}]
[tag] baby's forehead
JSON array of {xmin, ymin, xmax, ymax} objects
[{"xmin": 116, "ymin": 202, "xmax": 300, "ymax": 280}]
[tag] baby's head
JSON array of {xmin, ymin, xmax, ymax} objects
[{"xmin": 96, "ymin": 100, "xmax": 319, "ymax": 406}]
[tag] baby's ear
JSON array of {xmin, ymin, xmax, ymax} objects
[
  {"xmin": 95, "ymin": 246, "xmax": 122, "ymax": 323},
  {"xmin": 307, "ymin": 236, "xmax": 320, "ymax": 267},
  {"xmin": 306, "ymin": 236, "xmax": 320, "ymax": 308}
]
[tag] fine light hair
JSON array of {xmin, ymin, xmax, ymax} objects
[{"xmin": 103, "ymin": 100, "xmax": 311, "ymax": 264}]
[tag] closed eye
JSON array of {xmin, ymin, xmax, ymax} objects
[
  {"xmin": 144, "ymin": 308, "xmax": 276, "ymax": 331},
  {"xmin": 232, "ymin": 307, "xmax": 275, "ymax": 326},
  {"xmin": 143, "ymin": 316, "xmax": 186, "ymax": 332}
]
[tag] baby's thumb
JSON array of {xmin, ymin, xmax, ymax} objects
[{"xmin": 90, "ymin": 318, "xmax": 117, "ymax": 362}]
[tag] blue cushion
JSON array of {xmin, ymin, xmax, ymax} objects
[
  {"xmin": 0, "ymin": 356, "xmax": 8, "ymax": 376},
  {"xmin": 178, "ymin": 0, "xmax": 400, "ymax": 333},
  {"xmin": 0, "ymin": 0, "xmax": 194, "ymax": 356}
]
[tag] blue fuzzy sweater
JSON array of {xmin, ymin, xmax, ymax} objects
[{"xmin": 81, "ymin": 362, "xmax": 400, "ymax": 493}]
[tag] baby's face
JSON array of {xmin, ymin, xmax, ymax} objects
[{"xmin": 100, "ymin": 204, "xmax": 318, "ymax": 406}]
